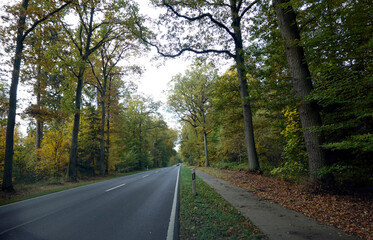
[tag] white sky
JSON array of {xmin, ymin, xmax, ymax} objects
[
  {"xmin": 133, "ymin": 49, "xmax": 192, "ymax": 130},
  {"xmin": 1, "ymin": 0, "xmax": 232, "ymax": 134}
]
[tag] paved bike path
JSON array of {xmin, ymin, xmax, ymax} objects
[{"xmin": 196, "ymin": 170, "xmax": 359, "ymax": 240}]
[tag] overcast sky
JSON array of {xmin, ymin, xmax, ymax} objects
[{"xmin": 1, "ymin": 0, "xmax": 232, "ymax": 133}]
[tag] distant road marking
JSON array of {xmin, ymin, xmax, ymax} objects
[
  {"xmin": 167, "ymin": 167, "xmax": 180, "ymax": 240},
  {"xmin": 105, "ymin": 183, "xmax": 126, "ymax": 192},
  {"xmin": 142, "ymin": 174, "xmax": 149, "ymax": 178}
]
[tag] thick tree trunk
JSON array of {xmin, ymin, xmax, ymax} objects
[
  {"xmin": 68, "ymin": 69, "xmax": 84, "ymax": 182},
  {"xmin": 273, "ymin": 0, "xmax": 326, "ymax": 181},
  {"xmin": 2, "ymin": 0, "xmax": 29, "ymax": 192},
  {"xmin": 99, "ymin": 100, "xmax": 105, "ymax": 176},
  {"xmin": 236, "ymin": 59, "xmax": 260, "ymax": 170},
  {"xmin": 230, "ymin": 0, "xmax": 260, "ymax": 170}
]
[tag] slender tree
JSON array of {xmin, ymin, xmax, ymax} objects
[
  {"xmin": 1, "ymin": 0, "xmax": 72, "ymax": 192},
  {"xmin": 87, "ymin": 39, "xmax": 141, "ymax": 176},
  {"xmin": 59, "ymin": 0, "xmax": 143, "ymax": 181},
  {"xmin": 167, "ymin": 61, "xmax": 216, "ymax": 166}
]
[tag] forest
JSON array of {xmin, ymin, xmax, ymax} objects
[{"xmin": 0, "ymin": 0, "xmax": 372, "ymax": 193}]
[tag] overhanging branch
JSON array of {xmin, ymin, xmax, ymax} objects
[
  {"xmin": 23, "ymin": 1, "xmax": 73, "ymax": 41},
  {"xmin": 163, "ymin": 1, "xmax": 236, "ymax": 41},
  {"xmin": 240, "ymin": 0, "xmax": 257, "ymax": 19}
]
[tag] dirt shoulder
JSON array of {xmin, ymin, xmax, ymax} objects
[{"xmin": 197, "ymin": 167, "xmax": 372, "ymax": 240}]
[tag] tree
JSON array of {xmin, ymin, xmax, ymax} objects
[
  {"xmin": 151, "ymin": 121, "xmax": 177, "ymax": 167},
  {"xmin": 298, "ymin": 0, "xmax": 373, "ymax": 183},
  {"xmin": 113, "ymin": 95, "xmax": 161, "ymax": 172},
  {"xmin": 211, "ymin": 69, "xmax": 247, "ymax": 164},
  {"xmin": 59, "ymin": 0, "xmax": 143, "ymax": 181},
  {"xmin": 87, "ymin": 39, "xmax": 142, "ymax": 176},
  {"xmin": 1, "ymin": 0, "xmax": 72, "ymax": 192},
  {"xmin": 272, "ymin": 0, "xmax": 326, "ymax": 181},
  {"xmin": 145, "ymin": 0, "xmax": 260, "ymax": 170},
  {"xmin": 167, "ymin": 61, "xmax": 216, "ymax": 166}
]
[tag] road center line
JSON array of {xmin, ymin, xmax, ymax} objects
[
  {"xmin": 166, "ymin": 167, "xmax": 180, "ymax": 240},
  {"xmin": 142, "ymin": 174, "xmax": 149, "ymax": 178},
  {"xmin": 105, "ymin": 183, "xmax": 126, "ymax": 192}
]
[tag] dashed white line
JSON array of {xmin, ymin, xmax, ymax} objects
[
  {"xmin": 105, "ymin": 183, "xmax": 126, "ymax": 192},
  {"xmin": 142, "ymin": 174, "xmax": 149, "ymax": 178}
]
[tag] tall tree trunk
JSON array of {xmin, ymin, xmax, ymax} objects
[
  {"xmin": 99, "ymin": 100, "xmax": 105, "ymax": 176},
  {"xmin": 36, "ymin": 67, "xmax": 43, "ymax": 161},
  {"xmin": 68, "ymin": 7, "xmax": 95, "ymax": 181},
  {"xmin": 36, "ymin": 119, "xmax": 43, "ymax": 159},
  {"xmin": 68, "ymin": 68, "xmax": 84, "ymax": 182},
  {"xmin": 202, "ymin": 111, "xmax": 209, "ymax": 167},
  {"xmin": 231, "ymin": 0, "xmax": 260, "ymax": 170},
  {"xmin": 2, "ymin": 0, "xmax": 29, "ymax": 192},
  {"xmin": 105, "ymin": 80, "xmax": 111, "ymax": 175},
  {"xmin": 203, "ymin": 131, "xmax": 209, "ymax": 167},
  {"xmin": 273, "ymin": 0, "xmax": 326, "ymax": 181}
]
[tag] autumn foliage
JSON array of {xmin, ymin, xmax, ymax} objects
[{"xmin": 201, "ymin": 167, "xmax": 373, "ymax": 240}]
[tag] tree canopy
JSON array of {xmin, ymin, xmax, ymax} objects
[{"xmin": 0, "ymin": 0, "xmax": 371, "ymax": 191}]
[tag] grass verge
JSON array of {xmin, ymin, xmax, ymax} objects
[
  {"xmin": 179, "ymin": 166, "xmax": 264, "ymax": 240},
  {"xmin": 0, "ymin": 170, "xmax": 145, "ymax": 206}
]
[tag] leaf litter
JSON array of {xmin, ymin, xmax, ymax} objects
[{"xmin": 199, "ymin": 167, "xmax": 372, "ymax": 240}]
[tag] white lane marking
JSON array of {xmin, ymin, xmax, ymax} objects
[
  {"xmin": 166, "ymin": 167, "xmax": 180, "ymax": 240},
  {"xmin": 105, "ymin": 183, "xmax": 126, "ymax": 192},
  {"xmin": 142, "ymin": 174, "xmax": 149, "ymax": 178}
]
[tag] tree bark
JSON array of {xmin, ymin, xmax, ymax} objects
[
  {"xmin": 203, "ymin": 131, "xmax": 209, "ymax": 167},
  {"xmin": 273, "ymin": 0, "xmax": 326, "ymax": 181},
  {"xmin": 231, "ymin": 0, "xmax": 260, "ymax": 170},
  {"xmin": 68, "ymin": 68, "xmax": 84, "ymax": 182},
  {"xmin": 2, "ymin": 0, "xmax": 29, "ymax": 192},
  {"xmin": 105, "ymin": 79, "xmax": 111, "ymax": 175},
  {"xmin": 36, "ymin": 67, "xmax": 43, "ymax": 161},
  {"xmin": 201, "ymin": 111, "xmax": 209, "ymax": 167},
  {"xmin": 99, "ymin": 100, "xmax": 105, "ymax": 176},
  {"xmin": 68, "ymin": 6, "xmax": 95, "ymax": 181}
]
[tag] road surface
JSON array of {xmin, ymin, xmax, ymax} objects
[{"xmin": 0, "ymin": 166, "xmax": 180, "ymax": 240}]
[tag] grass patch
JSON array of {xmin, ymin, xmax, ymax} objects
[
  {"xmin": 179, "ymin": 167, "xmax": 264, "ymax": 240},
  {"xmin": 0, "ymin": 170, "xmax": 145, "ymax": 206}
]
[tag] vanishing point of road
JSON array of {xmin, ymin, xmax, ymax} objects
[{"xmin": 0, "ymin": 165, "xmax": 180, "ymax": 240}]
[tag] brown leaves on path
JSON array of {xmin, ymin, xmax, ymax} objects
[{"xmin": 198, "ymin": 167, "xmax": 373, "ymax": 240}]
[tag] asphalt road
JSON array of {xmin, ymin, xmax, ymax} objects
[{"xmin": 0, "ymin": 166, "xmax": 180, "ymax": 240}]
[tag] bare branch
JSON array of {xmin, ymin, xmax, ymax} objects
[
  {"xmin": 142, "ymin": 34, "xmax": 235, "ymax": 58},
  {"xmin": 240, "ymin": 0, "xmax": 257, "ymax": 19},
  {"xmin": 163, "ymin": 1, "xmax": 236, "ymax": 40},
  {"xmin": 23, "ymin": 1, "xmax": 72, "ymax": 41}
]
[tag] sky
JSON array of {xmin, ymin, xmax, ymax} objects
[
  {"xmin": 134, "ymin": 0, "xmax": 191, "ymax": 130},
  {"xmin": 134, "ymin": 50, "xmax": 191, "ymax": 130},
  {"xmin": 0, "ymin": 0, "xmax": 231, "ymax": 134}
]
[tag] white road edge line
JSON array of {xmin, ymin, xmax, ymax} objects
[
  {"xmin": 166, "ymin": 166, "xmax": 180, "ymax": 240},
  {"xmin": 105, "ymin": 183, "xmax": 126, "ymax": 192}
]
